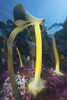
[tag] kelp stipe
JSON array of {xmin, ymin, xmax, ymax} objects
[
  {"xmin": 51, "ymin": 35, "xmax": 64, "ymax": 76},
  {"xmin": 34, "ymin": 24, "xmax": 42, "ymax": 85},
  {"xmin": 32, "ymin": 58, "xmax": 35, "ymax": 68},
  {"xmin": 7, "ymin": 20, "xmax": 32, "ymax": 99},
  {"xmin": 28, "ymin": 24, "xmax": 46, "ymax": 96},
  {"xmin": 7, "ymin": 43, "xmax": 21, "ymax": 100},
  {"xmin": 16, "ymin": 47, "xmax": 23, "ymax": 67}
]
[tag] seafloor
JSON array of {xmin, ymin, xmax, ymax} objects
[{"xmin": 0, "ymin": 60, "xmax": 67, "ymax": 100}]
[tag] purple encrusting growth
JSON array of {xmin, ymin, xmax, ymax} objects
[{"xmin": 0, "ymin": 60, "xmax": 67, "ymax": 100}]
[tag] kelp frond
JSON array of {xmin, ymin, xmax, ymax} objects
[
  {"xmin": 13, "ymin": 4, "xmax": 45, "ymax": 26},
  {"xmin": 25, "ymin": 10, "xmax": 45, "ymax": 25}
]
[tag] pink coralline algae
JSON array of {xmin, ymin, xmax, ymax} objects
[{"xmin": 0, "ymin": 65, "xmax": 67, "ymax": 100}]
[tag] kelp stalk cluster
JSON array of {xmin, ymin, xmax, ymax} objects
[
  {"xmin": 6, "ymin": 3, "xmax": 64, "ymax": 99},
  {"xmin": 13, "ymin": 3, "xmax": 45, "ymax": 96}
]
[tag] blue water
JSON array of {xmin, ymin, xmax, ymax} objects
[{"xmin": 0, "ymin": 0, "xmax": 67, "ymax": 34}]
